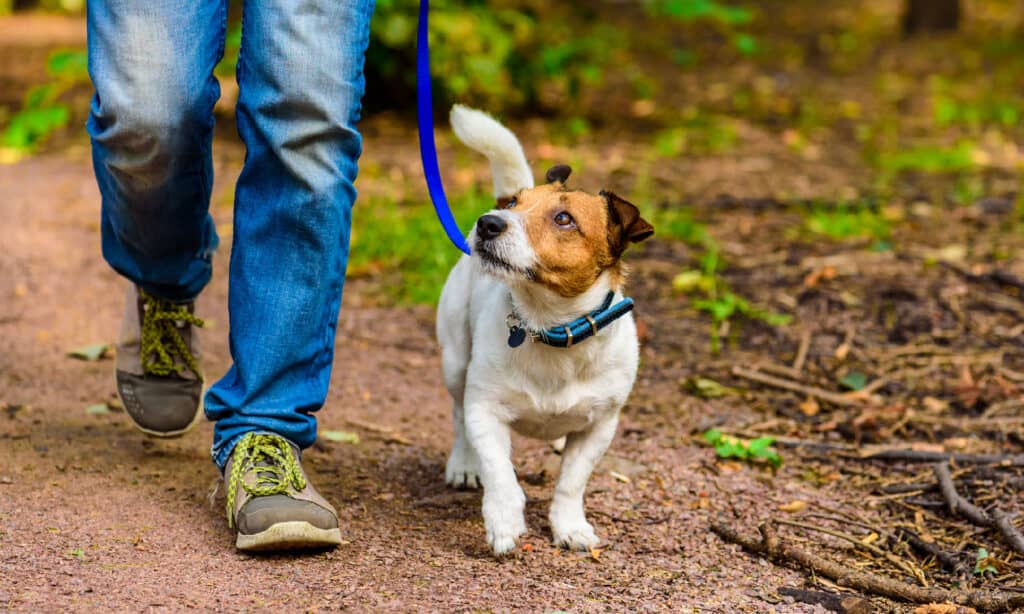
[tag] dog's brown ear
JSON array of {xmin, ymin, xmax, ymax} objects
[
  {"xmin": 546, "ymin": 164, "xmax": 572, "ymax": 185},
  {"xmin": 602, "ymin": 190, "xmax": 654, "ymax": 256}
]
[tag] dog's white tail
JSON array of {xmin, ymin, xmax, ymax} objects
[{"xmin": 450, "ymin": 104, "xmax": 534, "ymax": 199}]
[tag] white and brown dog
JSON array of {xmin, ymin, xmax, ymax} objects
[{"xmin": 436, "ymin": 106, "xmax": 654, "ymax": 556}]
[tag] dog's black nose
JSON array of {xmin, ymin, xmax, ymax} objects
[{"xmin": 477, "ymin": 214, "xmax": 507, "ymax": 240}]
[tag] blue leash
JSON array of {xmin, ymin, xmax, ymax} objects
[{"xmin": 417, "ymin": 0, "xmax": 472, "ymax": 255}]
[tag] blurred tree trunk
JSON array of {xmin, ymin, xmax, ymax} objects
[{"xmin": 902, "ymin": 0, "xmax": 961, "ymax": 35}]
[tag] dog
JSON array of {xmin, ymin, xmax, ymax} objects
[{"xmin": 436, "ymin": 105, "xmax": 654, "ymax": 556}]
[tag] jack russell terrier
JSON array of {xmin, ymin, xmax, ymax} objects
[{"xmin": 436, "ymin": 105, "xmax": 654, "ymax": 556}]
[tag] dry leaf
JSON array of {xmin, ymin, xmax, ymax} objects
[
  {"xmin": 798, "ymin": 397, "xmax": 820, "ymax": 417},
  {"xmin": 778, "ymin": 500, "xmax": 807, "ymax": 513}
]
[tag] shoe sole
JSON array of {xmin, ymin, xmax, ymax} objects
[{"xmin": 235, "ymin": 521, "xmax": 343, "ymax": 552}]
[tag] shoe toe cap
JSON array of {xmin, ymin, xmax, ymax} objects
[
  {"xmin": 116, "ymin": 371, "xmax": 202, "ymax": 435},
  {"xmin": 237, "ymin": 494, "xmax": 339, "ymax": 535}
]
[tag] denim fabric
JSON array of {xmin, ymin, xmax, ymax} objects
[{"xmin": 87, "ymin": 0, "xmax": 376, "ymax": 468}]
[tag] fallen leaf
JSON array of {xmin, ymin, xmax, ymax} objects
[
  {"xmin": 778, "ymin": 500, "xmax": 807, "ymax": 513},
  {"xmin": 922, "ymin": 396, "xmax": 949, "ymax": 413},
  {"xmin": 589, "ymin": 546, "xmax": 603, "ymax": 562},
  {"xmin": 322, "ymin": 430, "xmax": 360, "ymax": 444},
  {"xmin": 839, "ymin": 371, "xmax": 868, "ymax": 391},
  {"xmin": 609, "ymin": 470, "xmax": 631, "ymax": 484},
  {"xmin": 85, "ymin": 403, "xmax": 110, "ymax": 415},
  {"xmin": 521, "ymin": 543, "xmax": 534, "ymax": 552},
  {"xmin": 798, "ymin": 397, "xmax": 820, "ymax": 416},
  {"xmin": 68, "ymin": 343, "xmax": 110, "ymax": 361},
  {"xmin": 685, "ymin": 377, "xmax": 735, "ymax": 398}
]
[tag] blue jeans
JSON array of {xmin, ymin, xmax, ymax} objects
[{"xmin": 87, "ymin": 0, "xmax": 375, "ymax": 468}]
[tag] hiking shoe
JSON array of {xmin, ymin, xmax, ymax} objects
[
  {"xmin": 224, "ymin": 432, "xmax": 342, "ymax": 552},
  {"xmin": 115, "ymin": 285, "xmax": 204, "ymax": 437}
]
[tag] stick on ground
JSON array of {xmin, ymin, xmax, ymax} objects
[
  {"xmin": 711, "ymin": 520, "xmax": 1024, "ymax": 613},
  {"xmin": 933, "ymin": 462, "xmax": 1024, "ymax": 556}
]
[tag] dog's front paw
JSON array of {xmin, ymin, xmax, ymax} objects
[
  {"xmin": 550, "ymin": 510, "xmax": 600, "ymax": 551},
  {"xmin": 486, "ymin": 515, "xmax": 527, "ymax": 556},
  {"xmin": 483, "ymin": 490, "xmax": 526, "ymax": 556},
  {"xmin": 445, "ymin": 444, "xmax": 482, "ymax": 489}
]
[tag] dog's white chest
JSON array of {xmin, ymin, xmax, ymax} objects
[{"xmin": 497, "ymin": 344, "xmax": 631, "ymax": 440}]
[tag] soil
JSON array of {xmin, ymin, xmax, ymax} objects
[{"xmin": 3, "ymin": 8, "xmax": 1024, "ymax": 614}]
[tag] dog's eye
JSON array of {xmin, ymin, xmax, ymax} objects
[
  {"xmin": 554, "ymin": 211, "xmax": 575, "ymax": 227},
  {"xmin": 505, "ymin": 197, "xmax": 517, "ymax": 209}
]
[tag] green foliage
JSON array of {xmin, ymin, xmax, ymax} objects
[
  {"xmin": 1, "ymin": 48, "xmax": 89, "ymax": 154},
  {"xmin": 368, "ymin": 0, "xmax": 623, "ymax": 112},
  {"xmin": 839, "ymin": 371, "xmax": 868, "ymax": 391},
  {"xmin": 645, "ymin": 0, "xmax": 757, "ymax": 56},
  {"xmin": 673, "ymin": 246, "xmax": 791, "ymax": 353},
  {"xmin": 934, "ymin": 96, "xmax": 1020, "ymax": 128},
  {"xmin": 347, "ymin": 189, "xmax": 485, "ymax": 304},
  {"xmin": 702, "ymin": 428, "xmax": 782, "ymax": 468},
  {"xmin": 645, "ymin": 0, "xmax": 752, "ymax": 25},
  {"xmin": 805, "ymin": 205, "xmax": 890, "ymax": 241},
  {"xmin": 975, "ymin": 548, "xmax": 999, "ymax": 576},
  {"xmin": 877, "ymin": 143, "xmax": 977, "ymax": 174},
  {"xmin": 215, "ymin": 22, "xmax": 243, "ymax": 77}
]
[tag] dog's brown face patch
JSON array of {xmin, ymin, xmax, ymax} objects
[{"xmin": 508, "ymin": 183, "xmax": 653, "ymax": 297}]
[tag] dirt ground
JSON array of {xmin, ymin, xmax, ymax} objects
[
  {"xmin": 1, "ymin": 119, "xmax": 1022, "ymax": 612},
  {"xmin": 4, "ymin": 5, "xmax": 1024, "ymax": 613}
]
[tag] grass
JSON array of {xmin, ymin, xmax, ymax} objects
[
  {"xmin": 804, "ymin": 204, "xmax": 891, "ymax": 241},
  {"xmin": 348, "ymin": 189, "xmax": 488, "ymax": 304}
]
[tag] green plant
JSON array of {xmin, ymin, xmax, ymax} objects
[
  {"xmin": 673, "ymin": 247, "xmax": 791, "ymax": 352},
  {"xmin": 876, "ymin": 142, "xmax": 977, "ymax": 174},
  {"xmin": 702, "ymin": 428, "xmax": 782, "ymax": 468},
  {"xmin": 1, "ymin": 48, "xmax": 89, "ymax": 156},
  {"xmin": 347, "ymin": 188, "xmax": 486, "ymax": 304},
  {"xmin": 805, "ymin": 205, "xmax": 891, "ymax": 241},
  {"xmin": 367, "ymin": 0, "xmax": 623, "ymax": 113},
  {"xmin": 644, "ymin": 0, "xmax": 757, "ymax": 56}
]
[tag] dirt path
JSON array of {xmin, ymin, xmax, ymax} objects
[{"xmin": 0, "ymin": 137, "xmax": 844, "ymax": 612}]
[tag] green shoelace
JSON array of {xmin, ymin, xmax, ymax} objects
[
  {"xmin": 139, "ymin": 291, "xmax": 204, "ymax": 381},
  {"xmin": 225, "ymin": 433, "xmax": 307, "ymax": 529}
]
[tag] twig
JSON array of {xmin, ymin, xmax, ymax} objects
[
  {"xmin": 760, "ymin": 437, "xmax": 1024, "ymax": 466},
  {"xmin": 934, "ymin": 462, "xmax": 1024, "ymax": 556},
  {"xmin": 792, "ymin": 328, "xmax": 812, "ymax": 373},
  {"xmin": 711, "ymin": 520, "xmax": 1024, "ymax": 612},
  {"xmin": 774, "ymin": 518, "xmax": 926, "ymax": 585},
  {"xmin": 934, "ymin": 461, "xmax": 991, "ymax": 526},
  {"xmin": 992, "ymin": 510, "xmax": 1024, "ymax": 557},
  {"xmin": 897, "ymin": 527, "xmax": 970, "ymax": 576},
  {"xmin": 732, "ymin": 366, "xmax": 867, "ymax": 407},
  {"xmin": 860, "ymin": 450, "xmax": 1024, "ymax": 466}
]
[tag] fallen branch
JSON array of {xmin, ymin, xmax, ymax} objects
[
  {"xmin": 933, "ymin": 462, "xmax": 1024, "ymax": 556},
  {"xmin": 776, "ymin": 587, "xmax": 872, "ymax": 614},
  {"xmin": 759, "ymin": 437, "xmax": 1024, "ymax": 466},
  {"xmin": 731, "ymin": 366, "xmax": 867, "ymax": 407},
  {"xmin": 897, "ymin": 528, "xmax": 970, "ymax": 576},
  {"xmin": 861, "ymin": 450, "xmax": 1024, "ymax": 466},
  {"xmin": 774, "ymin": 518, "xmax": 926, "ymax": 585},
  {"xmin": 711, "ymin": 520, "xmax": 1024, "ymax": 613}
]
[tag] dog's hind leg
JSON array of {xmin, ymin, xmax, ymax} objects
[
  {"xmin": 549, "ymin": 414, "xmax": 619, "ymax": 551},
  {"xmin": 438, "ymin": 269, "xmax": 481, "ymax": 488}
]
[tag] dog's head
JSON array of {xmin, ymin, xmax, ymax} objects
[{"xmin": 471, "ymin": 165, "xmax": 654, "ymax": 297}]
